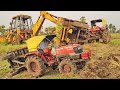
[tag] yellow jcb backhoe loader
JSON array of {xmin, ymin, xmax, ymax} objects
[
  {"xmin": 4, "ymin": 11, "xmax": 58, "ymax": 45},
  {"xmin": 3, "ymin": 11, "xmax": 89, "ymax": 46}
]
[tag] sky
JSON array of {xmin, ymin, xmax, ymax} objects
[{"xmin": 0, "ymin": 11, "xmax": 120, "ymax": 30}]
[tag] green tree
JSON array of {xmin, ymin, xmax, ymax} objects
[
  {"xmin": 0, "ymin": 25, "xmax": 7, "ymax": 36},
  {"xmin": 39, "ymin": 31, "xmax": 46, "ymax": 35},
  {"xmin": 116, "ymin": 29, "xmax": 120, "ymax": 33},
  {"xmin": 45, "ymin": 26, "xmax": 56, "ymax": 34},
  {"xmin": 108, "ymin": 24, "xmax": 112, "ymax": 30},
  {"xmin": 108, "ymin": 24, "xmax": 116, "ymax": 33},
  {"xmin": 80, "ymin": 16, "xmax": 86, "ymax": 23}
]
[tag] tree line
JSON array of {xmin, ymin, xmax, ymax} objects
[{"xmin": 107, "ymin": 24, "xmax": 120, "ymax": 33}]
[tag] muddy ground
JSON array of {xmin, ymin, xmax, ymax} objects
[
  {"xmin": 0, "ymin": 40, "xmax": 120, "ymax": 79},
  {"xmin": 79, "ymin": 42, "xmax": 120, "ymax": 79}
]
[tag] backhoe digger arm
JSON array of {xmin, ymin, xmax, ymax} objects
[{"xmin": 32, "ymin": 11, "xmax": 57, "ymax": 36}]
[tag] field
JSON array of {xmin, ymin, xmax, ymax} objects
[
  {"xmin": 0, "ymin": 33, "xmax": 120, "ymax": 79},
  {"xmin": 111, "ymin": 33, "xmax": 120, "ymax": 39}
]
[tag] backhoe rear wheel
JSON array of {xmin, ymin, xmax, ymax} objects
[
  {"xmin": 58, "ymin": 60, "xmax": 77, "ymax": 75},
  {"xmin": 26, "ymin": 56, "xmax": 46, "ymax": 77}
]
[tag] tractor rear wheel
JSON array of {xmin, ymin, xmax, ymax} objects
[
  {"xmin": 102, "ymin": 30, "xmax": 111, "ymax": 44},
  {"xmin": 26, "ymin": 56, "xmax": 46, "ymax": 77},
  {"xmin": 58, "ymin": 60, "xmax": 77, "ymax": 75}
]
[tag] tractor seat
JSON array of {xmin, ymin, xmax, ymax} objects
[{"xmin": 38, "ymin": 49, "xmax": 50, "ymax": 56}]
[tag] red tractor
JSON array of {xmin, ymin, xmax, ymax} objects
[
  {"xmin": 3, "ymin": 35, "xmax": 91, "ymax": 77},
  {"xmin": 88, "ymin": 19, "xmax": 111, "ymax": 43}
]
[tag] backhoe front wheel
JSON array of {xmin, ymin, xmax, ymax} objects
[
  {"xmin": 12, "ymin": 35, "xmax": 21, "ymax": 45},
  {"xmin": 26, "ymin": 56, "xmax": 46, "ymax": 77}
]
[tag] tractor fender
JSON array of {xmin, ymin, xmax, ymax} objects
[{"xmin": 24, "ymin": 52, "xmax": 39, "ymax": 59}]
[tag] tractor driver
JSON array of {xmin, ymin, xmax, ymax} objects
[
  {"xmin": 93, "ymin": 24, "xmax": 101, "ymax": 31},
  {"xmin": 93, "ymin": 23, "xmax": 102, "ymax": 36},
  {"xmin": 39, "ymin": 38, "xmax": 49, "ymax": 49}
]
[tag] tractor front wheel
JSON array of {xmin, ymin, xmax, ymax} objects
[{"xmin": 58, "ymin": 60, "xmax": 77, "ymax": 75}]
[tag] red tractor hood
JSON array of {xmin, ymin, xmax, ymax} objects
[{"xmin": 55, "ymin": 44, "xmax": 81, "ymax": 56}]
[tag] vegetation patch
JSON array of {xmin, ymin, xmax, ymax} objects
[
  {"xmin": 111, "ymin": 33, "xmax": 120, "ymax": 39},
  {"xmin": 110, "ymin": 39, "xmax": 120, "ymax": 46}
]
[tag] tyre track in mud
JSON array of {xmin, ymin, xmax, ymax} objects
[{"xmin": 79, "ymin": 41, "xmax": 120, "ymax": 79}]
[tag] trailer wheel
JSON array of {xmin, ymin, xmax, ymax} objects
[
  {"xmin": 58, "ymin": 60, "xmax": 77, "ymax": 75},
  {"xmin": 26, "ymin": 56, "xmax": 45, "ymax": 77}
]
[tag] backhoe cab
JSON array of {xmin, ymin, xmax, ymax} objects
[
  {"xmin": 11, "ymin": 14, "xmax": 33, "ymax": 30},
  {"xmin": 5, "ymin": 14, "xmax": 33, "ymax": 44}
]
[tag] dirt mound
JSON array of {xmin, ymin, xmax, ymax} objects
[{"xmin": 79, "ymin": 53, "xmax": 120, "ymax": 79}]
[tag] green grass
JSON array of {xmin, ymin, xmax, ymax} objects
[
  {"xmin": 0, "ymin": 43, "xmax": 27, "ymax": 78},
  {"xmin": 0, "ymin": 60, "xmax": 12, "ymax": 78},
  {"xmin": 111, "ymin": 33, "xmax": 120, "ymax": 39},
  {"xmin": 109, "ymin": 39, "xmax": 120, "ymax": 46},
  {"xmin": 0, "ymin": 43, "xmax": 26, "ymax": 56}
]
